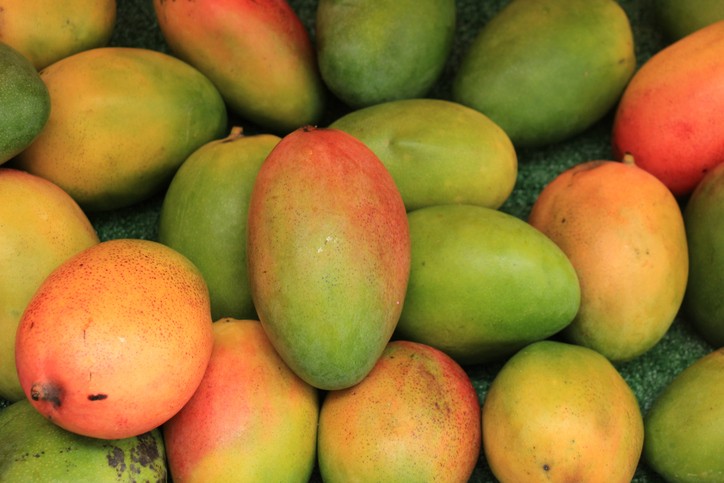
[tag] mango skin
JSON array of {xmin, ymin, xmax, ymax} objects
[
  {"xmin": 316, "ymin": 0, "xmax": 455, "ymax": 108},
  {"xmin": 13, "ymin": 47, "xmax": 227, "ymax": 212},
  {"xmin": 247, "ymin": 126, "xmax": 410, "ymax": 390},
  {"xmin": 453, "ymin": 0, "xmax": 635, "ymax": 148},
  {"xmin": 0, "ymin": 169, "xmax": 99, "ymax": 401},
  {"xmin": 0, "ymin": 42, "xmax": 49, "ymax": 164},
  {"xmin": 529, "ymin": 160, "xmax": 689, "ymax": 361},
  {"xmin": 318, "ymin": 340, "xmax": 480, "ymax": 483},
  {"xmin": 163, "ymin": 319, "xmax": 318, "ymax": 483},
  {"xmin": 0, "ymin": 0, "xmax": 116, "ymax": 70},
  {"xmin": 0, "ymin": 399, "xmax": 167, "ymax": 482},
  {"xmin": 612, "ymin": 21, "xmax": 724, "ymax": 197},
  {"xmin": 329, "ymin": 98, "xmax": 517, "ymax": 211},
  {"xmin": 644, "ymin": 348, "xmax": 724, "ymax": 483},
  {"xmin": 396, "ymin": 204, "xmax": 580, "ymax": 366},
  {"xmin": 159, "ymin": 129, "xmax": 281, "ymax": 321},
  {"xmin": 153, "ymin": 0, "xmax": 325, "ymax": 133},
  {"xmin": 483, "ymin": 340, "xmax": 644, "ymax": 483},
  {"xmin": 654, "ymin": 0, "xmax": 724, "ymax": 41},
  {"xmin": 682, "ymin": 162, "xmax": 724, "ymax": 347}
]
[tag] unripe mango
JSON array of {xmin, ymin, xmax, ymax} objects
[{"xmin": 247, "ymin": 126, "xmax": 410, "ymax": 390}]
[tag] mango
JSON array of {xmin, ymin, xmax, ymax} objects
[
  {"xmin": 14, "ymin": 239, "xmax": 214, "ymax": 440},
  {"xmin": 12, "ymin": 47, "xmax": 227, "ymax": 211},
  {"xmin": 0, "ymin": 399, "xmax": 167, "ymax": 481},
  {"xmin": 316, "ymin": 0, "xmax": 455, "ymax": 108},
  {"xmin": 0, "ymin": 0, "xmax": 116, "ymax": 70},
  {"xmin": 644, "ymin": 348, "xmax": 724, "ymax": 482},
  {"xmin": 682, "ymin": 162, "xmax": 724, "ymax": 347},
  {"xmin": 482, "ymin": 340, "xmax": 644, "ymax": 483},
  {"xmin": 0, "ymin": 168, "xmax": 99, "ymax": 402},
  {"xmin": 0, "ymin": 42, "xmax": 49, "ymax": 164},
  {"xmin": 612, "ymin": 21, "xmax": 724, "ymax": 197},
  {"xmin": 163, "ymin": 318, "xmax": 318, "ymax": 482},
  {"xmin": 654, "ymin": 0, "xmax": 724, "ymax": 41},
  {"xmin": 396, "ymin": 204, "xmax": 580, "ymax": 365},
  {"xmin": 329, "ymin": 98, "xmax": 517, "ymax": 211},
  {"xmin": 159, "ymin": 128, "xmax": 280, "ymax": 321},
  {"xmin": 247, "ymin": 126, "xmax": 410, "ymax": 390},
  {"xmin": 453, "ymin": 0, "xmax": 635, "ymax": 148},
  {"xmin": 318, "ymin": 340, "xmax": 480, "ymax": 482},
  {"xmin": 153, "ymin": 0, "xmax": 325, "ymax": 133},
  {"xmin": 529, "ymin": 160, "xmax": 689, "ymax": 361}
]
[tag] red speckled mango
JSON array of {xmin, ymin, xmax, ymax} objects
[{"xmin": 14, "ymin": 239, "xmax": 214, "ymax": 440}]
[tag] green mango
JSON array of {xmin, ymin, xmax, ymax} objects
[
  {"xmin": 452, "ymin": 0, "xmax": 635, "ymax": 148},
  {"xmin": 329, "ymin": 98, "xmax": 517, "ymax": 211},
  {"xmin": 644, "ymin": 348, "xmax": 724, "ymax": 482},
  {"xmin": 247, "ymin": 126, "xmax": 410, "ymax": 390},
  {"xmin": 316, "ymin": 0, "xmax": 455, "ymax": 108},
  {"xmin": 655, "ymin": 1, "xmax": 724, "ymax": 41},
  {"xmin": 159, "ymin": 128, "xmax": 281, "ymax": 321},
  {"xmin": 0, "ymin": 41, "xmax": 49, "ymax": 164},
  {"xmin": 683, "ymin": 162, "xmax": 724, "ymax": 347},
  {"xmin": 396, "ymin": 204, "xmax": 580, "ymax": 365},
  {"xmin": 0, "ymin": 399, "xmax": 167, "ymax": 482}
]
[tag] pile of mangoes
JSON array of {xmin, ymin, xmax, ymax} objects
[{"xmin": 1, "ymin": 1, "xmax": 723, "ymax": 482}]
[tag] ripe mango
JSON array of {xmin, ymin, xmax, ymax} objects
[
  {"xmin": 612, "ymin": 21, "xmax": 724, "ymax": 197},
  {"xmin": 153, "ymin": 0, "xmax": 325, "ymax": 132},
  {"xmin": 453, "ymin": 0, "xmax": 635, "ymax": 148},
  {"xmin": 483, "ymin": 340, "xmax": 644, "ymax": 483},
  {"xmin": 159, "ymin": 128, "xmax": 281, "ymax": 321},
  {"xmin": 644, "ymin": 348, "xmax": 724, "ymax": 482},
  {"xmin": 329, "ymin": 98, "xmax": 517, "ymax": 211},
  {"xmin": 396, "ymin": 204, "xmax": 580, "ymax": 365},
  {"xmin": 316, "ymin": 0, "xmax": 455, "ymax": 108},
  {"xmin": 0, "ymin": 0, "xmax": 116, "ymax": 70},
  {"xmin": 13, "ymin": 47, "xmax": 227, "ymax": 211},
  {"xmin": 529, "ymin": 160, "xmax": 689, "ymax": 361},
  {"xmin": 318, "ymin": 340, "xmax": 480, "ymax": 482},
  {"xmin": 163, "ymin": 319, "xmax": 318, "ymax": 482},
  {"xmin": 247, "ymin": 126, "xmax": 410, "ymax": 390},
  {"xmin": 682, "ymin": 162, "xmax": 724, "ymax": 347},
  {"xmin": 0, "ymin": 168, "xmax": 99, "ymax": 401}
]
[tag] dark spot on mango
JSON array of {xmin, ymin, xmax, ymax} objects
[
  {"xmin": 106, "ymin": 446, "xmax": 127, "ymax": 478},
  {"xmin": 88, "ymin": 393, "xmax": 108, "ymax": 401},
  {"xmin": 30, "ymin": 382, "xmax": 63, "ymax": 408},
  {"xmin": 543, "ymin": 464, "xmax": 550, "ymax": 471}
]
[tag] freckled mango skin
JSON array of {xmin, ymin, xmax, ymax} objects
[
  {"xmin": 482, "ymin": 340, "xmax": 644, "ymax": 483},
  {"xmin": 14, "ymin": 239, "xmax": 214, "ymax": 440},
  {"xmin": 163, "ymin": 318, "xmax": 318, "ymax": 483},
  {"xmin": 318, "ymin": 340, "xmax": 481, "ymax": 483},
  {"xmin": 0, "ymin": 169, "xmax": 99, "ymax": 402},
  {"xmin": 13, "ymin": 47, "xmax": 228, "ymax": 212},
  {"xmin": 153, "ymin": 0, "xmax": 325, "ymax": 133},
  {"xmin": 247, "ymin": 126, "xmax": 410, "ymax": 391},
  {"xmin": 529, "ymin": 160, "xmax": 689, "ymax": 361},
  {"xmin": 612, "ymin": 21, "xmax": 724, "ymax": 197},
  {"xmin": 0, "ymin": 0, "xmax": 116, "ymax": 70}
]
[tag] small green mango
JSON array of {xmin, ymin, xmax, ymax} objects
[
  {"xmin": 396, "ymin": 204, "xmax": 580, "ymax": 365},
  {"xmin": 453, "ymin": 0, "xmax": 635, "ymax": 148},
  {"xmin": 644, "ymin": 348, "xmax": 724, "ymax": 482},
  {"xmin": 316, "ymin": 0, "xmax": 455, "ymax": 108},
  {"xmin": 0, "ymin": 399, "xmax": 168, "ymax": 482},
  {"xmin": 655, "ymin": 0, "xmax": 724, "ymax": 41},
  {"xmin": 329, "ymin": 98, "xmax": 517, "ymax": 211}
]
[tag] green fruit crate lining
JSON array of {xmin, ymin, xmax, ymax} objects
[{"xmin": 0, "ymin": 1, "xmax": 716, "ymax": 482}]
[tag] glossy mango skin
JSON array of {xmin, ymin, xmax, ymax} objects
[
  {"xmin": 0, "ymin": 0, "xmax": 116, "ymax": 70},
  {"xmin": 153, "ymin": 0, "xmax": 325, "ymax": 133},
  {"xmin": 13, "ymin": 47, "xmax": 227, "ymax": 211},
  {"xmin": 329, "ymin": 98, "xmax": 517, "ymax": 211},
  {"xmin": 529, "ymin": 160, "xmax": 689, "ymax": 361},
  {"xmin": 612, "ymin": 21, "xmax": 724, "ymax": 197},
  {"xmin": 0, "ymin": 169, "xmax": 99, "ymax": 401},
  {"xmin": 316, "ymin": 0, "xmax": 455, "ymax": 108},
  {"xmin": 318, "ymin": 340, "xmax": 480, "ymax": 483},
  {"xmin": 483, "ymin": 340, "xmax": 644, "ymax": 483},
  {"xmin": 453, "ymin": 0, "xmax": 635, "ymax": 148},
  {"xmin": 247, "ymin": 127, "xmax": 410, "ymax": 390},
  {"xmin": 163, "ymin": 319, "xmax": 318, "ymax": 483}
]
